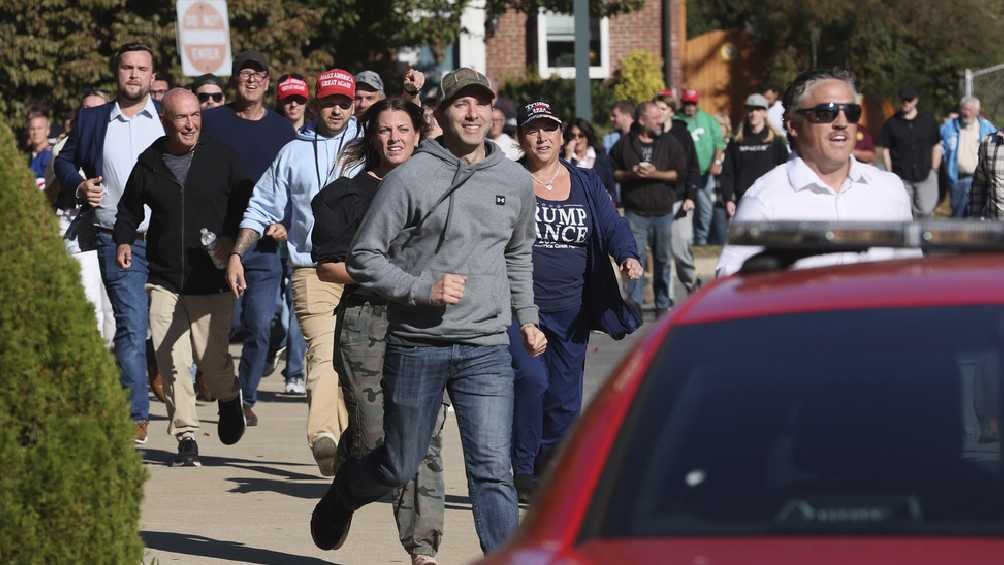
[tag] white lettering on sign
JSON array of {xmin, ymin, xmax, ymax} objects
[{"xmin": 177, "ymin": 0, "xmax": 232, "ymax": 76}]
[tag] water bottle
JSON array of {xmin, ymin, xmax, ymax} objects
[{"xmin": 200, "ymin": 228, "xmax": 227, "ymax": 269}]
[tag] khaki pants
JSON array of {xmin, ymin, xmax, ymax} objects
[
  {"xmin": 291, "ymin": 267, "xmax": 349, "ymax": 446},
  {"xmin": 148, "ymin": 285, "xmax": 238, "ymax": 437}
]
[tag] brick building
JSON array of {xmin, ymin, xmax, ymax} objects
[{"xmin": 451, "ymin": 0, "xmax": 686, "ymax": 89}]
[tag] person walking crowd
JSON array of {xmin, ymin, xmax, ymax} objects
[{"xmin": 30, "ymin": 35, "xmax": 1004, "ymax": 563}]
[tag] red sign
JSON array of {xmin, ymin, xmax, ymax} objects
[{"xmin": 177, "ymin": 1, "xmax": 231, "ymax": 76}]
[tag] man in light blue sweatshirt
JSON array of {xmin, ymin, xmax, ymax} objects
[
  {"xmin": 226, "ymin": 69, "xmax": 360, "ymax": 477},
  {"xmin": 310, "ymin": 68, "xmax": 548, "ymax": 555}
]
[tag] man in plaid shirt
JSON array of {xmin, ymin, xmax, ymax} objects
[{"xmin": 967, "ymin": 131, "xmax": 1004, "ymax": 218}]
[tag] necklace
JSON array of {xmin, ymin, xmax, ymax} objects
[{"xmin": 530, "ymin": 164, "xmax": 562, "ymax": 191}]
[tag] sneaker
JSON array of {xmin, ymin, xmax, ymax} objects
[
  {"xmin": 173, "ymin": 435, "xmax": 200, "ymax": 467},
  {"xmin": 312, "ymin": 435, "xmax": 339, "ymax": 477},
  {"xmin": 412, "ymin": 555, "xmax": 438, "ymax": 565},
  {"xmin": 133, "ymin": 421, "xmax": 149, "ymax": 445},
  {"xmin": 218, "ymin": 391, "xmax": 246, "ymax": 445},
  {"xmin": 243, "ymin": 404, "xmax": 259, "ymax": 427},
  {"xmin": 285, "ymin": 376, "xmax": 306, "ymax": 395},
  {"xmin": 311, "ymin": 487, "xmax": 354, "ymax": 550}
]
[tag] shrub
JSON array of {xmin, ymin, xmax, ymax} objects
[
  {"xmin": 0, "ymin": 124, "xmax": 145, "ymax": 562},
  {"xmin": 611, "ymin": 50, "xmax": 666, "ymax": 104},
  {"xmin": 498, "ymin": 72, "xmax": 617, "ymax": 128}
]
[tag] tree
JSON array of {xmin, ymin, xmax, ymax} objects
[
  {"xmin": 685, "ymin": 0, "xmax": 1004, "ymax": 116},
  {"xmin": 611, "ymin": 50, "xmax": 665, "ymax": 104}
]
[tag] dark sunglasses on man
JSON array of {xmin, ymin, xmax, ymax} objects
[
  {"xmin": 795, "ymin": 102, "xmax": 862, "ymax": 124},
  {"xmin": 197, "ymin": 92, "xmax": 224, "ymax": 103}
]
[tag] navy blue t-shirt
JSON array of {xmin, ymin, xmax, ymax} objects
[
  {"xmin": 202, "ymin": 105, "xmax": 295, "ymax": 252},
  {"xmin": 532, "ymin": 179, "xmax": 593, "ymax": 312}
]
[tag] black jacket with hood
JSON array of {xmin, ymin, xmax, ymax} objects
[{"xmin": 114, "ymin": 135, "xmax": 247, "ymax": 295}]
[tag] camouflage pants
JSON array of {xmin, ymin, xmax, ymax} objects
[{"xmin": 334, "ymin": 292, "xmax": 446, "ymax": 557}]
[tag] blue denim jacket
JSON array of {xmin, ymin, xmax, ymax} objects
[{"xmin": 941, "ymin": 117, "xmax": 996, "ymax": 185}]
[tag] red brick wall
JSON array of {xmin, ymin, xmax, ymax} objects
[
  {"xmin": 485, "ymin": 0, "xmax": 685, "ymax": 88},
  {"xmin": 486, "ymin": 11, "xmax": 528, "ymax": 84}
]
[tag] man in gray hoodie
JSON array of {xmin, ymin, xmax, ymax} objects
[{"xmin": 311, "ymin": 68, "xmax": 547, "ymax": 555}]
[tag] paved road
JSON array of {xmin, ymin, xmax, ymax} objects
[{"xmin": 139, "ymin": 253, "xmax": 717, "ymax": 564}]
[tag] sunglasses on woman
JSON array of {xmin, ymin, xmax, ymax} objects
[
  {"xmin": 795, "ymin": 102, "xmax": 862, "ymax": 124},
  {"xmin": 197, "ymin": 92, "xmax": 224, "ymax": 103}
]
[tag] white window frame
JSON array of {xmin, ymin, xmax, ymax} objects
[{"xmin": 536, "ymin": 10, "xmax": 610, "ymax": 79}]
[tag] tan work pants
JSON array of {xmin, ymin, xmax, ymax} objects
[
  {"xmin": 290, "ymin": 267, "xmax": 349, "ymax": 446},
  {"xmin": 148, "ymin": 285, "xmax": 238, "ymax": 437}
]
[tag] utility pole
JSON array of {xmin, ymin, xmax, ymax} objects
[{"xmin": 574, "ymin": 0, "xmax": 592, "ymax": 119}]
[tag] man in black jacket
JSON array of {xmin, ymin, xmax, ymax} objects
[
  {"xmin": 114, "ymin": 89, "xmax": 247, "ymax": 467},
  {"xmin": 611, "ymin": 102, "xmax": 691, "ymax": 317}
]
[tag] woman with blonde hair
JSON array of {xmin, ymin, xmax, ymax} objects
[{"xmin": 718, "ymin": 93, "xmax": 789, "ymax": 218}]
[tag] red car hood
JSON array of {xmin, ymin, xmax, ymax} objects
[
  {"xmin": 562, "ymin": 537, "xmax": 1003, "ymax": 565},
  {"xmin": 491, "ymin": 537, "xmax": 1004, "ymax": 564}
]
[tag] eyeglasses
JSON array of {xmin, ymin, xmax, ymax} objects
[
  {"xmin": 238, "ymin": 69, "xmax": 269, "ymax": 83},
  {"xmin": 197, "ymin": 92, "xmax": 224, "ymax": 103},
  {"xmin": 319, "ymin": 98, "xmax": 353, "ymax": 110},
  {"xmin": 523, "ymin": 122, "xmax": 561, "ymax": 135},
  {"xmin": 795, "ymin": 102, "xmax": 862, "ymax": 124},
  {"xmin": 282, "ymin": 96, "xmax": 307, "ymax": 106}
]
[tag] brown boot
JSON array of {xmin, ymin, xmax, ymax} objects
[
  {"xmin": 195, "ymin": 370, "xmax": 215, "ymax": 402},
  {"xmin": 147, "ymin": 366, "xmax": 166, "ymax": 404}
]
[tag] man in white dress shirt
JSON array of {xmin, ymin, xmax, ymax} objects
[{"xmin": 717, "ymin": 68, "xmax": 913, "ymax": 276}]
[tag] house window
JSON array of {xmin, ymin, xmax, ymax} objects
[{"xmin": 537, "ymin": 11, "xmax": 610, "ymax": 79}]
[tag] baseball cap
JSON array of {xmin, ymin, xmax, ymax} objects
[
  {"xmin": 516, "ymin": 100, "xmax": 562, "ymax": 128},
  {"xmin": 190, "ymin": 74, "xmax": 224, "ymax": 92},
  {"xmin": 316, "ymin": 69, "xmax": 355, "ymax": 100},
  {"xmin": 898, "ymin": 85, "xmax": 919, "ymax": 101},
  {"xmin": 681, "ymin": 89, "xmax": 699, "ymax": 104},
  {"xmin": 277, "ymin": 75, "xmax": 309, "ymax": 101},
  {"xmin": 745, "ymin": 93, "xmax": 769, "ymax": 109},
  {"xmin": 231, "ymin": 50, "xmax": 269, "ymax": 75},
  {"xmin": 354, "ymin": 70, "xmax": 385, "ymax": 93},
  {"xmin": 439, "ymin": 68, "xmax": 494, "ymax": 107}
]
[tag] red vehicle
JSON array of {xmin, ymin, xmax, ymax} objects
[{"xmin": 484, "ymin": 221, "xmax": 1004, "ymax": 565}]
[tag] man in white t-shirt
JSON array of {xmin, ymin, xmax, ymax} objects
[{"xmin": 718, "ymin": 69, "xmax": 914, "ymax": 276}]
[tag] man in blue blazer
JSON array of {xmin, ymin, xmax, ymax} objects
[{"xmin": 55, "ymin": 42, "xmax": 165, "ymax": 444}]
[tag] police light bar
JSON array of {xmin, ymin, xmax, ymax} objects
[{"xmin": 729, "ymin": 220, "xmax": 1004, "ymax": 251}]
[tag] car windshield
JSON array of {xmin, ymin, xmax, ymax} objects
[{"xmin": 586, "ymin": 306, "xmax": 1004, "ymax": 538}]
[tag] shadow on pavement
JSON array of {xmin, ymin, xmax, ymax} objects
[
  {"xmin": 257, "ymin": 390, "xmax": 310, "ymax": 403},
  {"xmin": 142, "ymin": 530, "xmax": 338, "ymax": 564},
  {"xmin": 227, "ymin": 476, "xmax": 329, "ymax": 499},
  {"xmin": 140, "ymin": 449, "xmax": 318, "ymax": 479}
]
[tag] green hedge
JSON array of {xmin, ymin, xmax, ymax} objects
[{"xmin": 0, "ymin": 125, "xmax": 145, "ymax": 563}]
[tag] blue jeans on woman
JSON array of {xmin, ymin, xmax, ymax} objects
[
  {"xmin": 332, "ymin": 341, "xmax": 518, "ymax": 554},
  {"xmin": 95, "ymin": 231, "xmax": 149, "ymax": 423},
  {"xmin": 510, "ymin": 308, "xmax": 589, "ymax": 476}
]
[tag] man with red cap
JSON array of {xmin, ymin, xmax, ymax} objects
[
  {"xmin": 675, "ymin": 88, "xmax": 726, "ymax": 244},
  {"xmin": 227, "ymin": 69, "xmax": 360, "ymax": 476}
]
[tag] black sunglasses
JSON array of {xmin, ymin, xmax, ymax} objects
[
  {"xmin": 795, "ymin": 102, "xmax": 862, "ymax": 124},
  {"xmin": 197, "ymin": 92, "xmax": 224, "ymax": 103}
]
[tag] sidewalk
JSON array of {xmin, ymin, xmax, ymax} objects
[{"xmin": 139, "ymin": 356, "xmax": 483, "ymax": 565}]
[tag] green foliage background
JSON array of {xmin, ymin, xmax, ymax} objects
[
  {"xmin": 0, "ymin": 123, "xmax": 146, "ymax": 562},
  {"xmin": 611, "ymin": 50, "xmax": 665, "ymax": 104},
  {"xmin": 686, "ymin": 0, "xmax": 1004, "ymax": 117}
]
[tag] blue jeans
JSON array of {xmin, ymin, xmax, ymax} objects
[
  {"xmin": 334, "ymin": 342, "xmax": 517, "ymax": 554},
  {"xmin": 694, "ymin": 173, "xmax": 713, "ymax": 244},
  {"xmin": 625, "ymin": 210, "xmax": 674, "ymax": 310},
  {"xmin": 96, "ymin": 232, "xmax": 149, "ymax": 422},
  {"xmin": 951, "ymin": 176, "xmax": 975, "ymax": 217},
  {"xmin": 279, "ymin": 258, "xmax": 306, "ymax": 382},
  {"xmin": 238, "ymin": 248, "xmax": 282, "ymax": 406},
  {"xmin": 509, "ymin": 308, "xmax": 589, "ymax": 476}
]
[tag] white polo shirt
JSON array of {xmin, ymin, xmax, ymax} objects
[
  {"xmin": 96, "ymin": 96, "xmax": 164, "ymax": 232},
  {"xmin": 717, "ymin": 155, "xmax": 915, "ymax": 276}
]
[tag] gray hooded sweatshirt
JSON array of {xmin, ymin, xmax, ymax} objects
[{"xmin": 347, "ymin": 138, "xmax": 538, "ymax": 345}]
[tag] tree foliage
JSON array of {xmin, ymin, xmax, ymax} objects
[
  {"xmin": 0, "ymin": 120, "xmax": 146, "ymax": 562},
  {"xmin": 0, "ymin": 0, "xmax": 644, "ymax": 140},
  {"xmin": 612, "ymin": 50, "xmax": 665, "ymax": 104},
  {"xmin": 686, "ymin": 0, "xmax": 1004, "ymax": 115}
]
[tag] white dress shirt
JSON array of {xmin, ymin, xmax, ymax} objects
[
  {"xmin": 717, "ymin": 155, "xmax": 916, "ymax": 276},
  {"xmin": 96, "ymin": 96, "xmax": 164, "ymax": 232}
]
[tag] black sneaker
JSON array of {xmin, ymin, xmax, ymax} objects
[
  {"xmin": 311, "ymin": 486, "xmax": 354, "ymax": 550},
  {"xmin": 514, "ymin": 473, "xmax": 537, "ymax": 504},
  {"xmin": 218, "ymin": 391, "xmax": 246, "ymax": 445},
  {"xmin": 173, "ymin": 436, "xmax": 200, "ymax": 467}
]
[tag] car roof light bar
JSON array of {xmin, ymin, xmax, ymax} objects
[{"xmin": 729, "ymin": 220, "xmax": 1004, "ymax": 251}]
